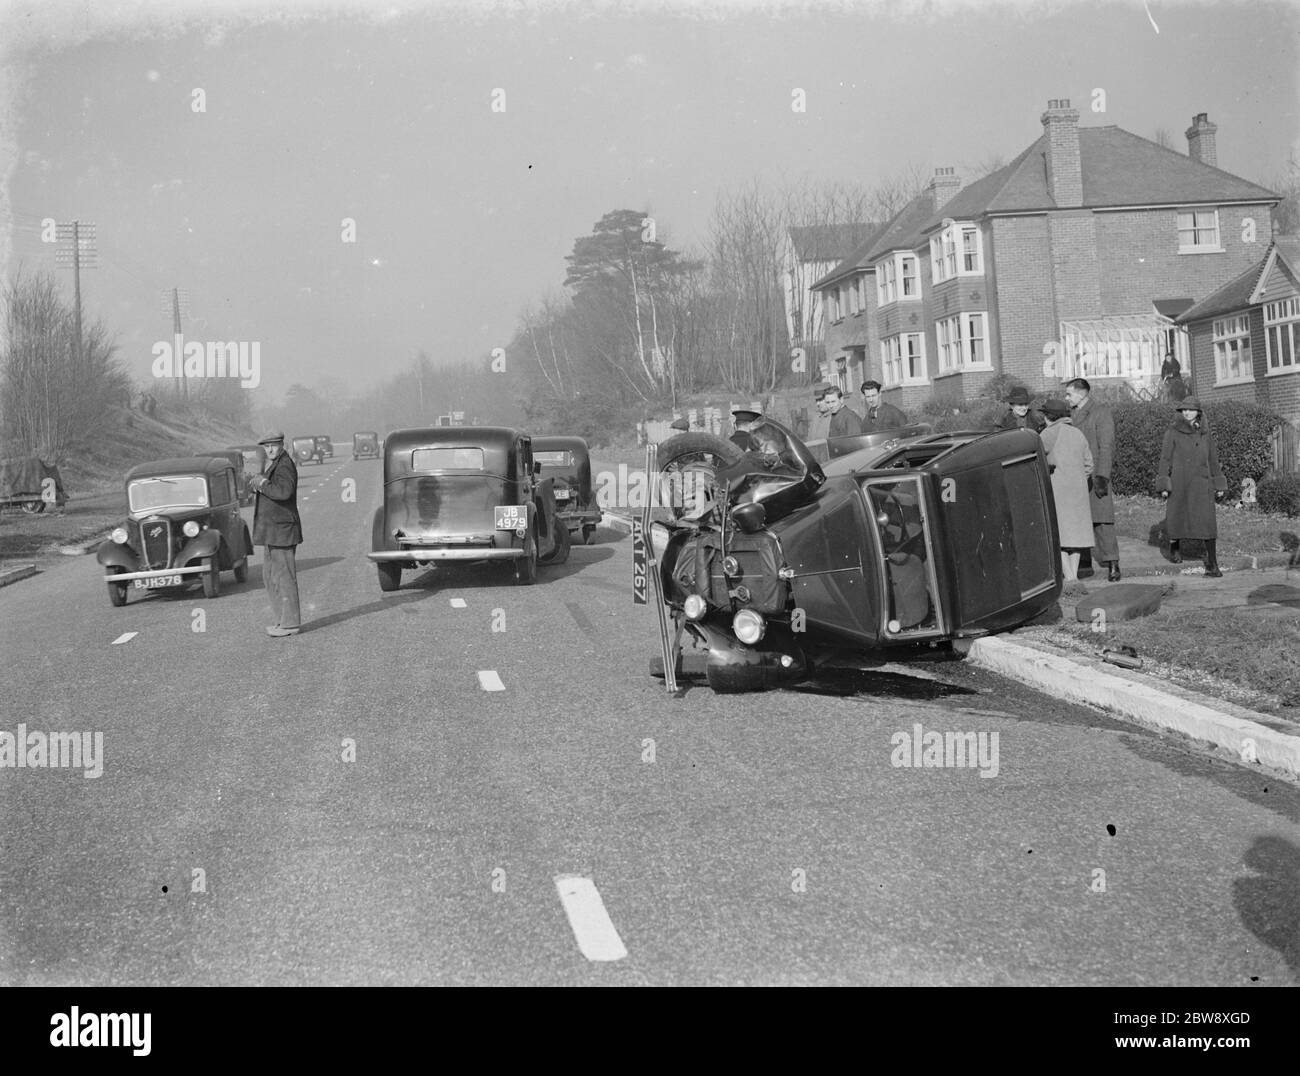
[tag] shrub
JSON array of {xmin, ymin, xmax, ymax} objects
[
  {"xmin": 918, "ymin": 390, "xmax": 963, "ymax": 417},
  {"xmin": 932, "ymin": 401, "xmax": 1002, "ymax": 433},
  {"xmin": 1110, "ymin": 398, "xmax": 1280, "ymax": 497},
  {"xmin": 1257, "ymin": 473, "xmax": 1300, "ymax": 517},
  {"xmin": 980, "ymin": 373, "xmax": 1027, "ymax": 402}
]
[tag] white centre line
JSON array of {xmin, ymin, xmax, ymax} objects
[
  {"xmin": 111, "ymin": 632, "xmax": 137, "ymax": 645},
  {"xmin": 450, "ymin": 598, "xmax": 467, "ymax": 609},
  {"xmin": 554, "ymin": 875, "xmax": 628, "ymax": 962},
  {"xmin": 477, "ymin": 670, "xmax": 505, "ymax": 692}
]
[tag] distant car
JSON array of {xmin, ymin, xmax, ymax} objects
[
  {"xmin": 292, "ymin": 436, "xmax": 325, "ymax": 465},
  {"xmin": 97, "ymin": 455, "xmax": 252, "ymax": 607},
  {"xmin": 353, "ymin": 431, "xmax": 379, "ymax": 460},
  {"xmin": 532, "ymin": 435, "xmax": 602, "ymax": 544},
  {"xmin": 367, "ymin": 425, "xmax": 570, "ymax": 591},
  {"xmin": 316, "ymin": 435, "xmax": 334, "ymax": 459},
  {"xmin": 228, "ymin": 444, "xmax": 268, "ymax": 504}
]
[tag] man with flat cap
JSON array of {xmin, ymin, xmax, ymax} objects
[
  {"xmin": 730, "ymin": 408, "xmax": 763, "ymax": 451},
  {"xmin": 248, "ymin": 430, "xmax": 303, "ymax": 637}
]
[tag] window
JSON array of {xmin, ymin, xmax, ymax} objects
[
  {"xmin": 828, "ymin": 288, "xmax": 840, "ymax": 322},
  {"xmin": 900, "ymin": 255, "xmax": 919, "ymax": 298},
  {"xmin": 881, "ymin": 332, "xmax": 928, "ymax": 387},
  {"xmin": 1059, "ymin": 315, "xmax": 1169, "ymax": 379},
  {"xmin": 1264, "ymin": 297, "xmax": 1300, "ymax": 375},
  {"xmin": 876, "ymin": 253, "xmax": 923, "ymax": 305},
  {"xmin": 877, "ymin": 259, "xmax": 895, "ymax": 305},
  {"xmin": 936, "ymin": 313, "xmax": 991, "ymax": 374},
  {"xmin": 857, "ymin": 275, "xmax": 868, "ymax": 314},
  {"xmin": 930, "ymin": 223, "xmax": 982, "ymax": 282},
  {"xmin": 1178, "ymin": 209, "xmax": 1221, "ymax": 253},
  {"xmin": 1212, "ymin": 314, "xmax": 1252, "ymax": 383},
  {"xmin": 849, "ymin": 276, "xmax": 861, "ymax": 316}
]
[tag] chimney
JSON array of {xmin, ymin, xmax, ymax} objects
[
  {"xmin": 1041, "ymin": 98, "xmax": 1082, "ymax": 208},
  {"xmin": 931, "ymin": 166, "xmax": 962, "ymax": 209},
  {"xmin": 1185, "ymin": 112, "xmax": 1218, "ymax": 168}
]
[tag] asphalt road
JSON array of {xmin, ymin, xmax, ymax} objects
[{"xmin": 1, "ymin": 456, "xmax": 1298, "ymax": 986}]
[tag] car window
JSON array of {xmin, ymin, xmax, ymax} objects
[
  {"xmin": 534, "ymin": 450, "xmax": 573, "ymax": 467},
  {"xmin": 410, "ymin": 447, "xmax": 485, "ymax": 471},
  {"xmin": 128, "ymin": 475, "xmax": 208, "ymax": 513}
]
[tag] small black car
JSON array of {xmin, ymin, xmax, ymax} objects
[
  {"xmin": 97, "ymin": 456, "xmax": 252, "ymax": 606},
  {"xmin": 353, "ymin": 431, "xmax": 379, "ymax": 460},
  {"xmin": 532, "ymin": 435, "xmax": 602, "ymax": 544},
  {"xmin": 292, "ymin": 436, "xmax": 325, "ymax": 465}
]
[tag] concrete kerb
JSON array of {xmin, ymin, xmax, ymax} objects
[
  {"xmin": 1123, "ymin": 551, "xmax": 1299, "ymax": 576},
  {"xmin": 967, "ymin": 635, "xmax": 1300, "ymax": 780},
  {"xmin": 60, "ymin": 529, "xmax": 113, "ymax": 556},
  {"xmin": 0, "ymin": 564, "xmax": 39, "ymax": 588},
  {"xmin": 601, "ymin": 511, "xmax": 633, "ymax": 534}
]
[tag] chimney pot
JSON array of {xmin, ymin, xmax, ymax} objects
[
  {"xmin": 1186, "ymin": 112, "xmax": 1218, "ymax": 168},
  {"xmin": 1041, "ymin": 98, "xmax": 1083, "ymax": 208}
]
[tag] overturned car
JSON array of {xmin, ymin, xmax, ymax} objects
[{"xmin": 644, "ymin": 418, "xmax": 1062, "ymax": 693}]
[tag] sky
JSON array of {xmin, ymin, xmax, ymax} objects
[{"xmin": 0, "ymin": 0, "xmax": 1296, "ymax": 404}]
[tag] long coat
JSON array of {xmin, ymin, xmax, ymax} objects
[
  {"xmin": 1069, "ymin": 396, "xmax": 1115, "ymax": 525},
  {"xmin": 1040, "ymin": 419, "xmax": 1095, "ymax": 548},
  {"xmin": 252, "ymin": 449, "xmax": 303, "ymax": 547},
  {"xmin": 1156, "ymin": 417, "xmax": 1226, "ymax": 539}
]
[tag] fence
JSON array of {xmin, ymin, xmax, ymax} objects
[{"xmin": 1272, "ymin": 421, "xmax": 1299, "ymax": 474}]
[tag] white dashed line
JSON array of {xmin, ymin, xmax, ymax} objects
[
  {"xmin": 111, "ymin": 632, "xmax": 137, "ymax": 645},
  {"xmin": 450, "ymin": 598, "xmax": 467, "ymax": 609},
  {"xmin": 554, "ymin": 875, "xmax": 628, "ymax": 962},
  {"xmin": 477, "ymin": 670, "xmax": 505, "ymax": 692}
]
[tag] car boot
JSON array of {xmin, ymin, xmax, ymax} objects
[
  {"xmin": 1107, "ymin": 561, "xmax": 1122, "ymax": 582},
  {"xmin": 1204, "ymin": 540, "xmax": 1222, "ymax": 578},
  {"xmin": 1169, "ymin": 540, "xmax": 1182, "ymax": 564}
]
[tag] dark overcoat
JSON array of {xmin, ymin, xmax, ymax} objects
[
  {"xmin": 1070, "ymin": 396, "xmax": 1115, "ymax": 525},
  {"xmin": 861, "ymin": 401, "xmax": 908, "ymax": 433},
  {"xmin": 252, "ymin": 450, "xmax": 303, "ymax": 547},
  {"xmin": 994, "ymin": 408, "xmax": 1046, "ymax": 434},
  {"xmin": 828, "ymin": 406, "xmax": 864, "ymax": 438},
  {"xmin": 1155, "ymin": 417, "xmax": 1226, "ymax": 539}
]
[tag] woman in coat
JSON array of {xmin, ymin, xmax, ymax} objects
[
  {"xmin": 1038, "ymin": 398, "xmax": 1094, "ymax": 585},
  {"xmin": 1155, "ymin": 396, "xmax": 1227, "ymax": 577}
]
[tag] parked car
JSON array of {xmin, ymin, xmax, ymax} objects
[
  {"xmin": 0, "ymin": 456, "xmax": 68, "ymax": 514},
  {"xmin": 316, "ymin": 435, "xmax": 334, "ymax": 459},
  {"xmin": 292, "ymin": 436, "xmax": 325, "ymax": 465},
  {"xmin": 645, "ymin": 419, "xmax": 1062, "ymax": 693},
  {"xmin": 353, "ymin": 431, "xmax": 380, "ymax": 460},
  {"xmin": 367, "ymin": 426, "xmax": 570, "ymax": 591},
  {"xmin": 97, "ymin": 455, "xmax": 252, "ymax": 607},
  {"xmin": 532, "ymin": 435, "xmax": 602, "ymax": 544}
]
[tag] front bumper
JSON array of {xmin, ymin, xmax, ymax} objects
[
  {"xmin": 368, "ymin": 548, "xmax": 525, "ymax": 563},
  {"xmin": 102, "ymin": 564, "xmax": 211, "ymax": 583}
]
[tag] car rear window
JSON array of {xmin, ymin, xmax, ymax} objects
[
  {"xmin": 410, "ymin": 447, "xmax": 485, "ymax": 471},
  {"xmin": 534, "ymin": 451, "xmax": 573, "ymax": 467}
]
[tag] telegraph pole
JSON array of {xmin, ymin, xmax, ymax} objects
[
  {"xmin": 160, "ymin": 288, "xmax": 191, "ymax": 400},
  {"xmin": 54, "ymin": 220, "xmax": 97, "ymax": 363}
]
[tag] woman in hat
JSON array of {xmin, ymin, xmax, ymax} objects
[
  {"xmin": 1155, "ymin": 397, "xmax": 1227, "ymax": 577},
  {"xmin": 1038, "ymin": 398, "xmax": 1094, "ymax": 585},
  {"xmin": 994, "ymin": 386, "xmax": 1045, "ymax": 433}
]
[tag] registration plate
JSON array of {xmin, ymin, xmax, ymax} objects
[
  {"xmin": 494, "ymin": 505, "xmax": 527, "ymax": 530},
  {"xmin": 134, "ymin": 575, "xmax": 181, "ymax": 589},
  {"xmin": 554, "ymin": 489, "xmax": 571, "ymax": 501}
]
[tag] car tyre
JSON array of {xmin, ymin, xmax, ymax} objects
[
  {"xmin": 107, "ymin": 567, "xmax": 128, "ymax": 607},
  {"xmin": 539, "ymin": 518, "xmax": 570, "ymax": 566},
  {"xmin": 21, "ymin": 500, "xmax": 46, "ymax": 515},
  {"xmin": 705, "ymin": 662, "xmax": 767, "ymax": 694},
  {"xmin": 201, "ymin": 556, "xmax": 220, "ymax": 598},
  {"xmin": 514, "ymin": 531, "xmax": 538, "ymax": 585},
  {"xmin": 377, "ymin": 562, "xmax": 401, "ymax": 592},
  {"xmin": 583, "ymin": 524, "xmax": 596, "ymax": 545}
]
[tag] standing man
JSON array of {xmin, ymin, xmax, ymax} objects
[
  {"xmin": 825, "ymin": 386, "xmax": 863, "ymax": 439},
  {"xmin": 248, "ymin": 430, "xmax": 303, "ymax": 637},
  {"xmin": 1064, "ymin": 378, "xmax": 1120, "ymax": 581},
  {"xmin": 860, "ymin": 380, "xmax": 908, "ymax": 432}
]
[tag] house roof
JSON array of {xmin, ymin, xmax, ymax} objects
[
  {"xmin": 1153, "ymin": 298, "xmax": 1195, "ymax": 319},
  {"xmin": 861, "ymin": 188, "xmax": 939, "ymax": 264},
  {"xmin": 809, "ymin": 221, "xmax": 893, "ymax": 290},
  {"xmin": 920, "ymin": 126, "xmax": 1279, "ymax": 231},
  {"xmin": 1177, "ymin": 254, "xmax": 1272, "ymax": 324},
  {"xmin": 788, "ymin": 222, "xmax": 880, "ymax": 263}
]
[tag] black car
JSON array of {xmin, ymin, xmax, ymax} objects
[
  {"xmin": 353, "ymin": 431, "xmax": 379, "ymax": 460},
  {"xmin": 532, "ymin": 435, "xmax": 602, "ymax": 544},
  {"xmin": 292, "ymin": 436, "xmax": 325, "ymax": 465},
  {"xmin": 97, "ymin": 456, "xmax": 252, "ymax": 606}
]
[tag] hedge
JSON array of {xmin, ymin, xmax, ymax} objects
[{"xmin": 1257, "ymin": 473, "xmax": 1300, "ymax": 517}]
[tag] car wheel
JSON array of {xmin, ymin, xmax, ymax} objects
[
  {"xmin": 514, "ymin": 531, "xmax": 538, "ymax": 585},
  {"xmin": 377, "ymin": 563, "xmax": 401, "ymax": 592},
  {"xmin": 705, "ymin": 662, "xmax": 767, "ymax": 694},
  {"xmin": 106, "ymin": 568, "xmax": 128, "ymax": 607},
  {"xmin": 539, "ymin": 519, "xmax": 570, "ymax": 566},
  {"xmin": 201, "ymin": 557, "xmax": 220, "ymax": 598},
  {"xmin": 21, "ymin": 500, "xmax": 46, "ymax": 515},
  {"xmin": 654, "ymin": 432, "xmax": 743, "ymax": 522},
  {"xmin": 582, "ymin": 524, "xmax": 596, "ymax": 545}
]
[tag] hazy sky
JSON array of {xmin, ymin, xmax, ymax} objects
[{"xmin": 1, "ymin": 0, "xmax": 1296, "ymax": 402}]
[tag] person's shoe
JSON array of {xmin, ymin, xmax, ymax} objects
[
  {"xmin": 266, "ymin": 625, "xmax": 300, "ymax": 637},
  {"xmin": 1077, "ymin": 565, "xmax": 1095, "ymax": 579},
  {"xmin": 1107, "ymin": 562, "xmax": 1122, "ymax": 582},
  {"xmin": 1204, "ymin": 565, "xmax": 1223, "ymax": 578},
  {"xmin": 1169, "ymin": 541, "xmax": 1182, "ymax": 564}
]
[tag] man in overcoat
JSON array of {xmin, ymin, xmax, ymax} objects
[
  {"xmin": 1064, "ymin": 378, "xmax": 1120, "ymax": 581},
  {"xmin": 249, "ymin": 430, "xmax": 304, "ymax": 636}
]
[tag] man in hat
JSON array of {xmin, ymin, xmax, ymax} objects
[
  {"xmin": 730, "ymin": 408, "xmax": 764, "ymax": 451},
  {"xmin": 1064, "ymin": 378, "xmax": 1120, "ymax": 581},
  {"xmin": 994, "ymin": 386, "xmax": 1045, "ymax": 433},
  {"xmin": 859, "ymin": 380, "xmax": 907, "ymax": 433},
  {"xmin": 825, "ymin": 386, "xmax": 863, "ymax": 439},
  {"xmin": 248, "ymin": 431, "xmax": 304, "ymax": 636}
]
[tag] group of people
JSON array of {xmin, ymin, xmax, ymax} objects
[
  {"xmin": 811, "ymin": 380, "xmax": 909, "ymax": 438},
  {"xmin": 998, "ymin": 378, "xmax": 1227, "ymax": 587}
]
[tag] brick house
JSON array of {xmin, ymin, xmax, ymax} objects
[
  {"xmin": 1177, "ymin": 236, "xmax": 1300, "ymax": 470},
  {"xmin": 780, "ymin": 222, "xmax": 880, "ymax": 375},
  {"xmin": 813, "ymin": 100, "xmax": 1280, "ymax": 414}
]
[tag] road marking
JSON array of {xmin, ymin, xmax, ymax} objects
[
  {"xmin": 477, "ymin": 670, "xmax": 505, "ymax": 692},
  {"xmin": 554, "ymin": 875, "xmax": 628, "ymax": 962},
  {"xmin": 111, "ymin": 632, "xmax": 137, "ymax": 645},
  {"xmin": 565, "ymin": 601, "xmax": 597, "ymax": 638},
  {"xmin": 450, "ymin": 598, "xmax": 467, "ymax": 609}
]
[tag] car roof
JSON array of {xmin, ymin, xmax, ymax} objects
[
  {"xmin": 384, "ymin": 426, "xmax": 523, "ymax": 453},
  {"xmin": 532, "ymin": 435, "xmax": 590, "ymax": 452},
  {"xmin": 126, "ymin": 456, "xmax": 237, "ymax": 481},
  {"xmin": 227, "ymin": 444, "xmax": 264, "ymax": 451},
  {"xmin": 823, "ymin": 429, "xmax": 1035, "ymax": 477}
]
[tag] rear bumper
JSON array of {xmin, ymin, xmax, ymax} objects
[{"xmin": 368, "ymin": 548, "xmax": 525, "ymax": 563}]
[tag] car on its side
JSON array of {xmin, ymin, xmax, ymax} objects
[
  {"xmin": 97, "ymin": 455, "xmax": 252, "ymax": 607},
  {"xmin": 353, "ymin": 431, "xmax": 379, "ymax": 460},
  {"xmin": 367, "ymin": 425, "xmax": 569, "ymax": 591},
  {"xmin": 532, "ymin": 435, "xmax": 602, "ymax": 544},
  {"xmin": 292, "ymin": 436, "xmax": 326, "ymax": 466}
]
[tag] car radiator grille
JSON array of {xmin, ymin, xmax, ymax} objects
[{"xmin": 140, "ymin": 519, "xmax": 172, "ymax": 569}]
